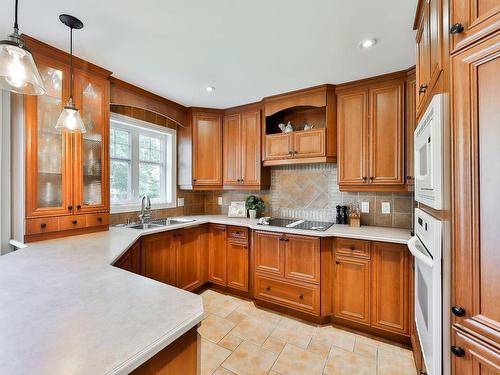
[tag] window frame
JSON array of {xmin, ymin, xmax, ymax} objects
[{"xmin": 110, "ymin": 113, "xmax": 177, "ymax": 214}]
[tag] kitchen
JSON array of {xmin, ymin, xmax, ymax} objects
[{"xmin": 0, "ymin": 0, "xmax": 498, "ymax": 375}]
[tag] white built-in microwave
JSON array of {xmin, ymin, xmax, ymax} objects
[{"xmin": 414, "ymin": 94, "xmax": 446, "ymax": 209}]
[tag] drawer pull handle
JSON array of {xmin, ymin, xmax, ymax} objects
[
  {"xmin": 266, "ymin": 286, "xmax": 271, "ymax": 291},
  {"xmin": 97, "ymin": 217, "xmax": 103, "ymax": 222},
  {"xmin": 451, "ymin": 346, "xmax": 465, "ymax": 357},
  {"xmin": 68, "ymin": 205, "xmax": 73, "ymax": 210},
  {"xmin": 40, "ymin": 223, "xmax": 47, "ymax": 228},
  {"xmin": 72, "ymin": 220, "xmax": 78, "ymax": 225},
  {"xmin": 349, "ymin": 246, "xmax": 355, "ymax": 250},
  {"xmin": 419, "ymin": 84, "xmax": 428, "ymax": 94},
  {"xmin": 451, "ymin": 306, "xmax": 466, "ymax": 317},
  {"xmin": 299, "ymin": 294, "xmax": 304, "ymax": 300},
  {"xmin": 235, "ymin": 232, "xmax": 240, "ymax": 235},
  {"xmin": 450, "ymin": 23, "xmax": 464, "ymax": 34}
]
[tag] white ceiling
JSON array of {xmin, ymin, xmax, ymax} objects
[{"xmin": 1, "ymin": 0, "xmax": 417, "ymax": 108}]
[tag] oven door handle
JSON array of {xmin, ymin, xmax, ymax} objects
[{"xmin": 408, "ymin": 236, "xmax": 434, "ymax": 268}]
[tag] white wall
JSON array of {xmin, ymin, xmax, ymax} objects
[{"xmin": 0, "ymin": 90, "xmax": 12, "ymax": 255}]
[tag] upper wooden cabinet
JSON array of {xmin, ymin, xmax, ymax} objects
[
  {"xmin": 336, "ymin": 72, "xmax": 406, "ymax": 191},
  {"xmin": 405, "ymin": 70, "xmax": 417, "ymax": 186},
  {"xmin": 262, "ymin": 85, "xmax": 337, "ymax": 166},
  {"xmin": 414, "ymin": 0, "xmax": 444, "ymax": 116},
  {"xmin": 223, "ymin": 109, "xmax": 270, "ymax": 189},
  {"xmin": 178, "ymin": 109, "xmax": 223, "ymax": 190},
  {"xmin": 23, "ymin": 37, "xmax": 111, "ymax": 242},
  {"xmin": 451, "ymin": 31, "xmax": 500, "ymax": 371},
  {"xmin": 450, "ymin": 0, "xmax": 500, "ymax": 52}
]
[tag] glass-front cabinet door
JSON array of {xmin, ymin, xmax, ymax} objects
[
  {"xmin": 72, "ymin": 70, "xmax": 109, "ymax": 213},
  {"xmin": 25, "ymin": 55, "xmax": 73, "ymax": 218}
]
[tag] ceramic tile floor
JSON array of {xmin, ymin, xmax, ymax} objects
[{"xmin": 198, "ymin": 289, "xmax": 417, "ymax": 375}]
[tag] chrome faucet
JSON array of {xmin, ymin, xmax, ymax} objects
[{"xmin": 138, "ymin": 195, "xmax": 151, "ymax": 224}]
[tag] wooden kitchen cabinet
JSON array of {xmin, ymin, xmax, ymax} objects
[
  {"xmin": 114, "ymin": 241, "xmax": 141, "ymax": 274},
  {"xmin": 208, "ymin": 224, "xmax": 227, "ymax": 286},
  {"xmin": 451, "ymin": 31, "xmax": 500, "ymax": 369},
  {"xmin": 334, "ymin": 256, "xmax": 371, "ymax": 326},
  {"xmin": 283, "ymin": 234, "xmax": 320, "ymax": 284},
  {"xmin": 265, "ymin": 133, "xmax": 293, "ymax": 160},
  {"xmin": 450, "ymin": 0, "xmax": 500, "ymax": 53},
  {"xmin": 223, "ymin": 109, "xmax": 269, "ymax": 189},
  {"xmin": 141, "ymin": 231, "xmax": 177, "ymax": 286},
  {"xmin": 23, "ymin": 36, "xmax": 111, "ymax": 242},
  {"xmin": 176, "ymin": 226, "xmax": 203, "ymax": 291},
  {"xmin": 226, "ymin": 239, "xmax": 249, "ymax": 291},
  {"xmin": 254, "ymin": 231, "xmax": 285, "ymax": 277},
  {"xmin": 371, "ymin": 242, "xmax": 409, "ymax": 335},
  {"xmin": 336, "ymin": 72, "xmax": 406, "ymax": 191}
]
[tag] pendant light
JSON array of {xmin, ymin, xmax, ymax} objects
[
  {"xmin": 55, "ymin": 14, "xmax": 86, "ymax": 133},
  {"xmin": 0, "ymin": 0, "xmax": 46, "ymax": 95}
]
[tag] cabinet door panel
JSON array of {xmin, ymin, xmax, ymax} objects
[
  {"xmin": 73, "ymin": 70, "xmax": 109, "ymax": 213},
  {"xmin": 253, "ymin": 231, "xmax": 284, "ymax": 277},
  {"xmin": 265, "ymin": 134, "xmax": 293, "ymax": 160},
  {"xmin": 226, "ymin": 240, "xmax": 249, "ymax": 292},
  {"xmin": 405, "ymin": 74, "xmax": 417, "ymax": 185},
  {"xmin": 177, "ymin": 227, "xmax": 202, "ymax": 291},
  {"xmin": 115, "ymin": 241, "xmax": 141, "ymax": 274},
  {"xmin": 334, "ymin": 256, "xmax": 371, "ymax": 325},
  {"xmin": 416, "ymin": 2, "xmax": 431, "ymax": 112},
  {"xmin": 223, "ymin": 114, "xmax": 241, "ymax": 185},
  {"xmin": 369, "ymin": 82, "xmax": 404, "ymax": 185},
  {"xmin": 452, "ymin": 32, "xmax": 500, "ymax": 344},
  {"xmin": 208, "ymin": 224, "xmax": 227, "ymax": 286},
  {"xmin": 337, "ymin": 90, "xmax": 368, "ymax": 185},
  {"xmin": 451, "ymin": 0, "xmax": 500, "ymax": 51},
  {"xmin": 284, "ymin": 235, "xmax": 320, "ymax": 284},
  {"xmin": 241, "ymin": 111, "xmax": 261, "ymax": 185},
  {"xmin": 25, "ymin": 56, "xmax": 73, "ymax": 217},
  {"xmin": 453, "ymin": 328, "xmax": 500, "ymax": 375},
  {"xmin": 293, "ymin": 129, "xmax": 325, "ymax": 158},
  {"xmin": 141, "ymin": 232, "xmax": 177, "ymax": 286},
  {"xmin": 192, "ymin": 115, "xmax": 222, "ymax": 185},
  {"xmin": 371, "ymin": 242, "xmax": 409, "ymax": 335}
]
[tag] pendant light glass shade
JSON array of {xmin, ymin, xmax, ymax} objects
[
  {"xmin": 0, "ymin": 0, "xmax": 46, "ymax": 95},
  {"xmin": 55, "ymin": 98, "xmax": 86, "ymax": 133}
]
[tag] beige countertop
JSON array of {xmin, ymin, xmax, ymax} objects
[{"xmin": 0, "ymin": 214, "xmax": 410, "ymax": 375}]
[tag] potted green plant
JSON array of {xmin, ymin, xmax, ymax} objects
[{"xmin": 245, "ymin": 195, "xmax": 265, "ymax": 219}]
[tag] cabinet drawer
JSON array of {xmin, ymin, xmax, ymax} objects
[
  {"xmin": 254, "ymin": 274, "xmax": 320, "ymax": 315},
  {"xmin": 25, "ymin": 217, "xmax": 59, "ymax": 235},
  {"xmin": 227, "ymin": 226, "xmax": 248, "ymax": 242},
  {"xmin": 335, "ymin": 238, "xmax": 371, "ymax": 258},
  {"xmin": 59, "ymin": 215, "xmax": 87, "ymax": 231},
  {"xmin": 86, "ymin": 213, "xmax": 109, "ymax": 227}
]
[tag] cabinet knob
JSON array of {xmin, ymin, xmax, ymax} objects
[
  {"xmin": 419, "ymin": 84, "xmax": 428, "ymax": 94},
  {"xmin": 349, "ymin": 246, "xmax": 355, "ymax": 250},
  {"xmin": 299, "ymin": 294, "xmax": 304, "ymax": 300},
  {"xmin": 406, "ymin": 175, "xmax": 412, "ymax": 180},
  {"xmin": 97, "ymin": 217, "xmax": 103, "ymax": 222},
  {"xmin": 72, "ymin": 220, "xmax": 78, "ymax": 225},
  {"xmin": 266, "ymin": 286, "xmax": 271, "ymax": 291},
  {"xmin": 240, "ymin": 179, "xmax": 244, "ymax": 182},
  {"xmin": 76, "ymin": 205, "xmax": 81, "ymax": 210},
  {"xmin": 369, "ymin": 177, "xmax": 374, "ymax": 181},
  {"xmin": 288, "ymin": 151, "xmax": 293, "ymax": 155},
  {"xmin": 40, "ymin": 223, "xmax": 47, "ymax": 228},
  {"xmin": 451, "ymin": 306, "xmax": 466, "ymax": 317},
  {"xmin": 336, "ymin": 261, "xmax": 340, "ymax": 265},
  {"xmin": 294, "ymin": 151, "xmax": 298, "ymax": 154},
  {"xmin": 68, "ymin": 205, "xmax": 73, "ymax": 211},
  {"xmin": 450, "ymin": 23, "xmax": 464, "ymax": 34},
  {"xmin": 193, "ymin": 179, "xmax": 197, "ymax": 182},
  {"xmin": 362, "ymin": 177, "xmax": 367, "ymax": 182},
  {"xmin": 451, "ymin": 346, "xmax": 465, "ymax": 357}
]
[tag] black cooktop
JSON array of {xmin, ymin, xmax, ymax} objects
[{"xmin": 257, "ymin": 218, "xmax": 334, "ymax": 232}]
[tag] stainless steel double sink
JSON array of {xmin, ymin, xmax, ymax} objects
[{"xmin": 120, "ymin": 218, "xmax": 196, "ymax": 230}]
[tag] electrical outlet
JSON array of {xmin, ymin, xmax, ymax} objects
[
  {"xmin": 381, "ymin": 202, "xmax": 391, "ymax": 214},
  {"xmin": 361, "ymin": 201, "xmax": 370, "ymax": 213},
  {"xmin": 218, "ymin": 197, "xmax": 223, "ymax": 205},
  {"xmin": 177, "ymin": 198, "xmax": 185, "ymax": 207}
]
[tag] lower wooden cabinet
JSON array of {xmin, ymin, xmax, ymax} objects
[
  {"xmin": 141, "ymin": 227, "xmax": 202, "ymax": 290},
  {"xmin": 333, "ymin": 238, "xmax": 410, "ymax": 338},
  {"xmin": 208, "ymin": 225, "xmax": 249, "ymax": 292},
  {"xmin": 176, "ymin": 226, "xmax": 203, "ymax": 291},
  {"xmin": 334, "ymin": 255, "xmax": 371, "ymax": 325},
  {"xmin": 453, "ymin": 328, "xmax": 500, "ymax": 375},
  {"xmin": 114, "ymin": 241, "xmax": 141, "ymax": 275}
]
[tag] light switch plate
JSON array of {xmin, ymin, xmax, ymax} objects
[
  {"xmin": 361, "ymin": 201, "xmax": 370, "ymax": 213},
  {"xmin": 177, "ymin": 198, "xmax": 185, "ymax": 207},
  {"xmin": 381, "ymin": 202, "xmax": 391, "ymax": 214},
  {"xmin": 218, "ymin": 197, "xmax": 223, "ymax": 205}
]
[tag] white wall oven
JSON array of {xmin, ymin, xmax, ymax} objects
[
  {"xmin": 414, "ymin": 94, "xmax": 446, "ymax": 209},
  {"xmin": 408, "ymin": 208, "xmax": 442, "ymax": 375}
]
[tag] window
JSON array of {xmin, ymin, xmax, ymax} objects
[{"xmin": 110, "ymin": 113, "xmax": 176, "ymax": 213}]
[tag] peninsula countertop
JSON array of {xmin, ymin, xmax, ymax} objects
[{"xmin": 0, "ymin": 214, "xmax": 411, "ymax": 375}]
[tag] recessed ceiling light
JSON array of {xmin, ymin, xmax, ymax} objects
[
  {"xmin": 206, "ymin": 86, "xmax": 215, "ymax": 92},
  {"xmin": 360, "ymin": 39, "xmax": 377, "ymax": 48}
]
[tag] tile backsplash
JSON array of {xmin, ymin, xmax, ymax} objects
[{"xmin": 204, "ymin": 164, "xmax": 414, "ymax": 229}]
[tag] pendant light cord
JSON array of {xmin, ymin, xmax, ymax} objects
[
  {"xmin": 14, "ymin": 0, "xmax": 19, "ymax": 30},
  {"xmin": 69, "ymin": 27, "xmax": 74, "ymax": 100}
]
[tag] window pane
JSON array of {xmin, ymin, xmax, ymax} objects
[
  {"xmin": 151, "ymin": 137, "xmax": 160, "ymax": 151},
  {"xmin": 150, "ymin": 149, "xmax": 161, "ymax": 162},
  {"xmin": 115, "ymin": 129, "xmax": 130, "ymax": 144},
  {"xmin": 139, "ymin": 134, "xmax": 149, "ymax": 148},
  {"xmin": 110, "ymin": 159, "xmax": 131, "ymax": 202},
  {"xmin": 114, "ymin": 144, "xmax": 130, "ymax": 159},
  {"xmin": 139, "ymin": 163, "xmax": 160, "ymax": 198},
  {"xmin": 139, "ymin": 148, "xmax": 149, "ymax": 161}
]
